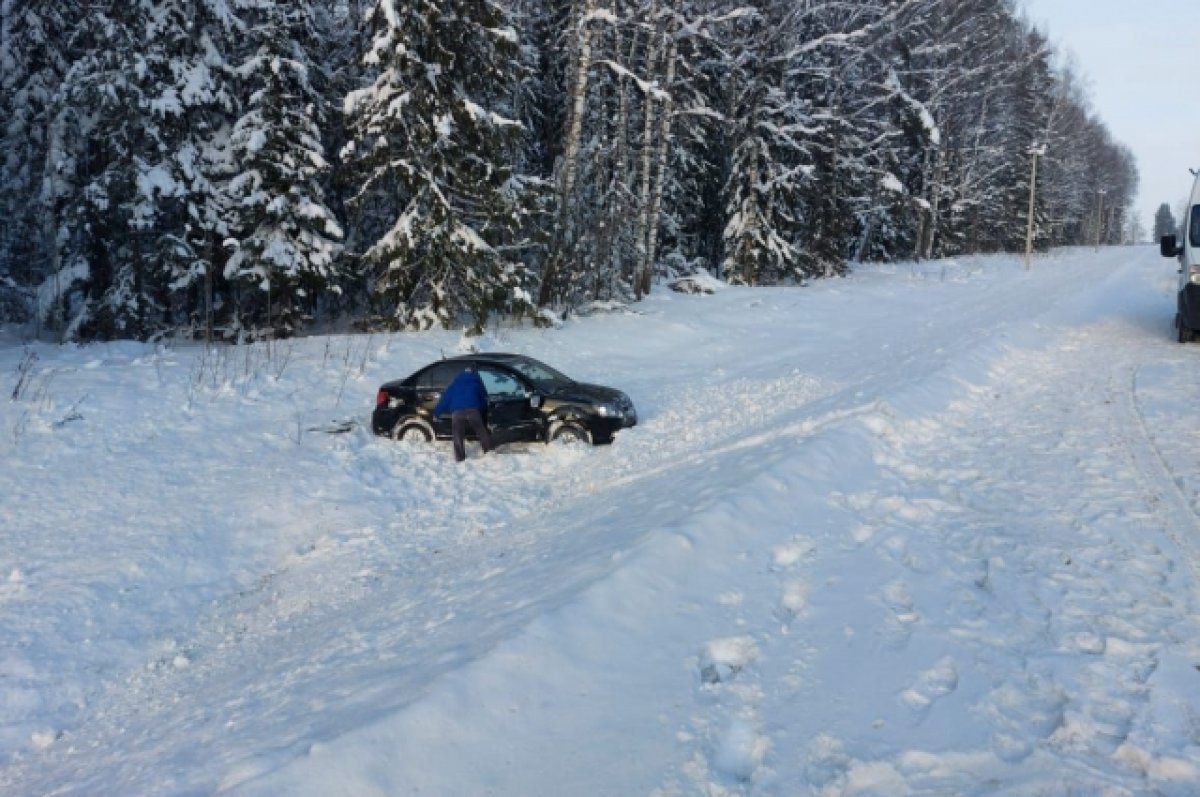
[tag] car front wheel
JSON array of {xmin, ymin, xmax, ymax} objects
[{"xmin": 548, "ymin": 421, "xmax": 592, "ymax": 446}]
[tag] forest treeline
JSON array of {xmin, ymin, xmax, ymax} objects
[{"xmin": 0, "ymin": 0, "xmax": 1137, "ymax": 341}]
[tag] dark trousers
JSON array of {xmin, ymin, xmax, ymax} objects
[{"xmin": 450, "ymin": 409, "xmax": 492, "ymax": 462}]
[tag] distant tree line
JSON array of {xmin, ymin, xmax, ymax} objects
[
  {"xmin": 0, "ymin": 0, "xmax": 1138, "ymax": 342},
  {"xmin": 1154, "ymin": 203, "xmax": 1177, "ymax": 242}
]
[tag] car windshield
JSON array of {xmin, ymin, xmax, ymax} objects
[
  {"xmin": 506, "ymin": 357, "xmax": 573, "ymax": 389},
  {"xmin": 1191, "ymin": 205, "xmax": 1200, "ymax": 248}
]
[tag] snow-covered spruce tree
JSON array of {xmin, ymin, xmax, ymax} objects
[
  {"xmin": 719, "ymin": 0, "xmax": 903, "ymax": 284},
  {"xmin": 43, "ymin": 0, "xmax": 254, "ymax": 341},
  {"xmin": 0, "ymin": 0, "xmax": 80, "ymax": 323},
  {"xmin": 306, "ymin": 0, "xmax": 372, "ymax": 320},
  {"xmin": 344, "ymin": 0, "xmax": 534, "ymax": 333},
  {"xmin": 142, "ymin": 1, "xmax": 250, "ymax": 340},
  {"xmin": 719, "ymin": 3, "xmax": 807, "ymax": 286},
  {"xmin": 225, "ymin": 4, "xmax": 344, "ymax": 339},
  {"xmin": 48, "ymin": 2, "xmax": 176, "ymax": 340},
  {"xmin": 509, "ymin": 0, "xmax": 567, "ymax": 182},
  {"xmin": 499, "ymin": 0, "xmax": 563, "ymax": 310}
]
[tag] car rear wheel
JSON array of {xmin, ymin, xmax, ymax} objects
[
  {"xmin": 548, "ymin": 421, "xmax": 591, "ymax": 446},
  {"xmin": 392, "ymin": 418, "xmax": 433, "ymax": 442},
  {"xmin": 1178, "ymin": 314, "xmax": 1194, "ymax": 343}
]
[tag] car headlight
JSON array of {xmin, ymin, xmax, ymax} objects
[
  {"xmin": 1190, "ymin": 265, "xmax": 1200, "ymax": 285},
  {"xmin": 595, "ymin": 402, "xmax": 622, "ymax": 418}
]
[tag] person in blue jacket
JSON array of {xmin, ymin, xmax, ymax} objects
[{"xmin": 430, "ymin": 364, "xmax": 493, "ymax": 462}]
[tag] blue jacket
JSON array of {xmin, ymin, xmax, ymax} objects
[{"xmin": 432, "ymin": 368, "xmax": 489, "ymax": 420}]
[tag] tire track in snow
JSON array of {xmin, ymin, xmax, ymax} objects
[{"xmin": 1124, "ymin": 362, "xmax": 1200, "ymax": 582}]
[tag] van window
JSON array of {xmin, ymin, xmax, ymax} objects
[{"xmin": 1191, "ymin": 205, "xmax": 1200, "ymax": 248}]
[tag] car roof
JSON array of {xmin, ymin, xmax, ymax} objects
[
  {"xmin": 380, "ymin": 353, "xmax": 537, "ymax": 386},
  {"xmin": 380, "ymin": 353, "xmax": 566, "ymax": 391},
  {"xmin": 453, "ymin": 352, "xmax": 523, "ymax": 361},
  {"xmin": 441, "ymin": 352, "xmax": 528, "ymax": 366}
]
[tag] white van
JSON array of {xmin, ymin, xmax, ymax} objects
[{"xmin": 1161, "ymin": 171, "xmax": 1200, "ymax": 342}]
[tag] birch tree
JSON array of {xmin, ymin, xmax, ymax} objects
[{"xmin": 536, "ymin": 0, "xmax": 601, "ymax": 308}]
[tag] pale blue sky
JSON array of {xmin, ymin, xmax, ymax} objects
[{"xmin": 1020, "ymin": 0, "xmax": 1200, "ymax": 231}]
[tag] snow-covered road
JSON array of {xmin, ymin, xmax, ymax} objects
[{"xmin": 3, "ymin": 247, "xmax": 1200, "ymax": 795}]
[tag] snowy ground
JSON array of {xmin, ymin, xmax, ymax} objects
[{"xmin": 3, "ymin": 246, "xmax": 1200, "ymax": 795}]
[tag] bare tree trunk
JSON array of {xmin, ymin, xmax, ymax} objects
[
  {"xmin": 612, "ymin": 25, "xmax": 637, "ymax": 294},
  {"xmin": 538, "ymin": 0, "xmax": 596, "ymax": 308},
  {"xmin": 826, "ymin": 85, "xmax": 843, "ymax": 278},
  {"xmin": 961, "ymin": 93, "xmax": 990, "ymax": 255},
  {"xmin": 922, "ymin": 146, "xmax": 945, "ymax": 260},
  {"xmin": 638, "ymin": 24, "xmax": 676, "ymax": 299},
  {"xmin": 346, "ymin": 0, "xmax": 367, "ymax": 56},
  {"xmin": 913, "ymin": 148, "xmax": 930, "ymax": 261},
  {"xmin": 855, "ymin": 195, "xmax": 877, "ymax": 264},
  {"xmin": 633, "ymin": 12, "xmax": 661, "ymax": 300}
]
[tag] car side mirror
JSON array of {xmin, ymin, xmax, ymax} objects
[
  {"xmin": 1161, "ymin": 234, "xmax": 1180, "ymax": 258},
  {"xmin": 530, "ymin": 395, "xmax": 543, "ymax": 408}
]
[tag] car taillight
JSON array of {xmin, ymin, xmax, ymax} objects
[{"xmin": 376, "ymin": 389, "xmax": 389, "ymax": 407}]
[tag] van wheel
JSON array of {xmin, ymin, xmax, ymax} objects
[
  {"xmin": 393, "ymin": 418, "xmax": 433, "ymax": 442},
  {"xmin": 548, "ymin": 422, "xmax": 591, "ymax": 446}
]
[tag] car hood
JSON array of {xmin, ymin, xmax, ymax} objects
[{"xmin": 546, "ymin": 382, "xmax": 628, "ymax": 405}]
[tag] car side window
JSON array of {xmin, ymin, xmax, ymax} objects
[
  {"xmin": 477, "ymin": 367, "xmax": 524, "ymax": 398},
  {"xmin": 418, "ymin": 363, "xmax": 461, "ymax": 389}
]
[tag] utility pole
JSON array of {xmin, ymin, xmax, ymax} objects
[
  {"xmin": 1094, "ymin": 189, "xmax": 1107, "ymax": 251},
  {"xmin": 1024, "ymin": 143, "xmax": 1045, "ymax": 271}
]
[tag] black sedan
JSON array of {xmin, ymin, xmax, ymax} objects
[{"xmin": 372, "ymin": 353, "xmax": 637, "ymax": 446}]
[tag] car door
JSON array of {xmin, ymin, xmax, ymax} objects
[
  {"xmin": 416, "ymin": 362, "xmax": 462, "ymax": 437},
  {"xmin": 476, "ymin": 366, "xmax": 541, "ymax": 444}
]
